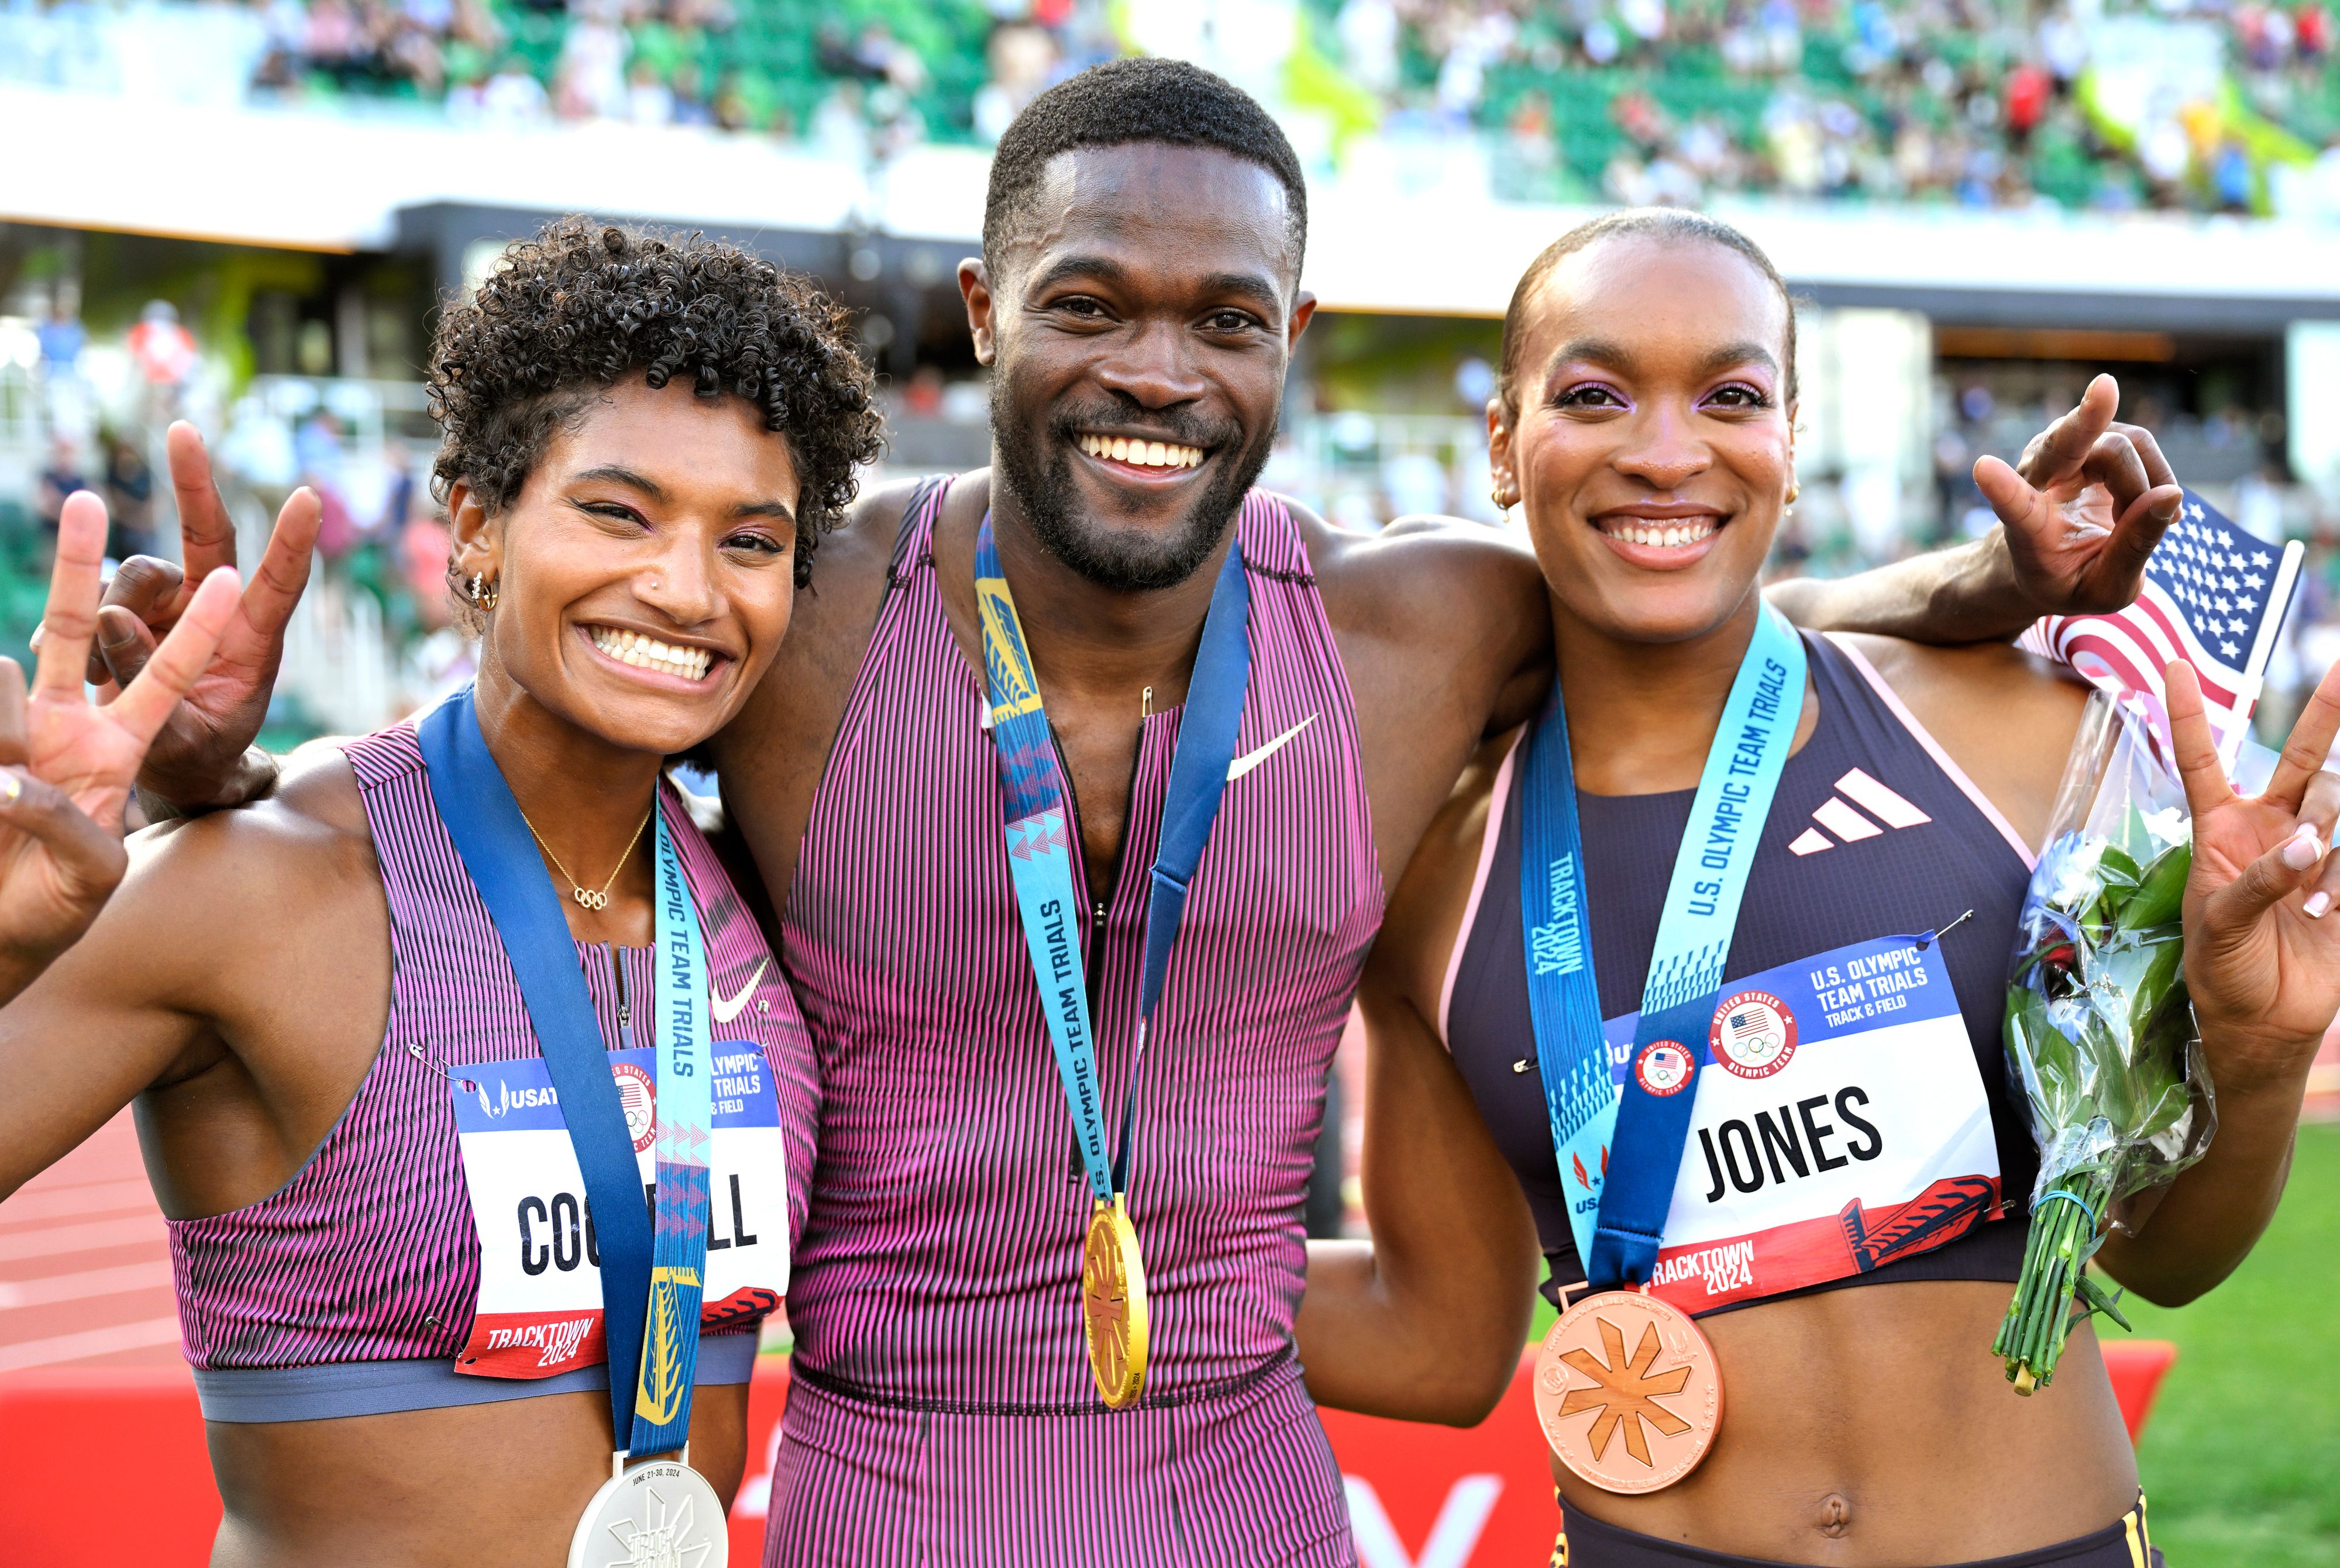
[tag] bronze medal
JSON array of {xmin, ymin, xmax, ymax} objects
[
  {"xmin": 1534, "ymin": 1289, "xmax": 1722, "ymax": 1494},
  {"xmin": 1081, "ymin": 1195, "xmax": 1149, "ymax": 1408}
]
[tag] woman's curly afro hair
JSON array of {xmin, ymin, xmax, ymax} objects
[{"xmin": 429, "ymin": 217, "xmax": 884, "ymax": 587}]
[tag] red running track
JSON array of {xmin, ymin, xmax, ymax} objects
[{"xmin": 0, "ymin": 1109, "xmax": 183, "ymax": 1373}]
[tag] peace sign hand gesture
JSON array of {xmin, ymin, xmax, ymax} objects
[
  {"xmin": 2168, "ymin": 655, "xmax": 2340, "ymax": 1091},
  {"xmin": 71, "ymin": 423, "xmax": 318, "ymax": 809},
  {"xmin": 1974, "ymin": 374, "xmax": 2187, "ymax": 618},
  {"xmin": 0, "ymin": 491, "xmax": 241, "ymax": 1001}
]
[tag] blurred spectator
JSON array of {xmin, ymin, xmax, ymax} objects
[
  {"xmin": 973, "ymin": 23, "xmax": 1058, "ymax": 144},
  {"xmin": 34, "ymin": 300, "xmax": 83, "ymax": 378},
  {"xmin": 100, "ymin": 432, "xmax": 158, "ymax": 563},
  {"xmin": 35, "ymin": 438, "xmax": 86, "ymax": 540},
  {"xmin": 126, "ymin": 301, "xmax": 199, "ymax": 423}
]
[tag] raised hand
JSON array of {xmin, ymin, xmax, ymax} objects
[
  {"xmin": 0, "ymin": 491, "xmax": 242, "ymax": 1001},
  {"xmin": 1973, "ymin": 374, "xmax": 2186, "ymax": 618},
  {"xmin": 81, "ymin": 421, "xmax": 319, "ymax": 808},
  {"xmin": 2167, "ymin": 656, "xmax": 2340, "ymax": 1089}
]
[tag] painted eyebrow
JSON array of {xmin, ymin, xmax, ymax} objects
[
  {"xmin": 570, "ymin": 464, "xmax": 667, "ymax": 499},
  {"xmin": 1543, "ymin": 337, "xmax": 1639, "ymax": 377},
  {"xmin": 1696, "ymin": 341, "xmax": 1780, "ymax": 378},
  {"xmin": 570, "ymin": 466, "xmax": 794, "ymax": 525},
  {"xmin": 1541, "ymin": 339, "xmax": 1780, "ymax": 380}
]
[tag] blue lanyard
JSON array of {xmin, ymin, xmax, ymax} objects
[
  {"xmin": 973, "ymin": 514, "xmax": 1251, "ymax": 1201},
  {"xmin": 420, "ymin": 690, "xmax": 714, "ymax": 1457},
  {"xmin": 1516, "ymin": 606, "xmax": 1806, "ymax": 1291}
]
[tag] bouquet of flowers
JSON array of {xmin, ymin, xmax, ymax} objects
[{"xmin": 1996, "ymin": 690, "xmax": 2217, "ymax": 1394}]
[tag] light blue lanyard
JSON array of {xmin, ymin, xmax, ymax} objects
[
  {"xmin": 630, "ymin": 805, "xmax": 713, "ymax": 1458},
  {"xmin": 973, "ymin": 515, "xmax": 1251, "ymax": 1203},
  {"xmin": 1517, "ymin": 605, "xmax": 1806, "ymax": 1290}
]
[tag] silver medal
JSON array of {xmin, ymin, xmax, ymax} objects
[{"xmin": 567, "ymin": 1459, "xmax": 728, "ymax": 1568}]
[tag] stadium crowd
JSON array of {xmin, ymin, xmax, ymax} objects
[{"xmin": 195, "ymin": 0, "xmax": 2340, "ymax": 215}]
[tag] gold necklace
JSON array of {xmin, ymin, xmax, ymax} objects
[{"xmin": 518, "ymin": 799, "xmax": 655, "ymax": 911}]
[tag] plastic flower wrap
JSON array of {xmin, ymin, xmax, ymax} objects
[{"xmin": 1995, "ymin": 690, "xmax": 2217, "ymax": 1394}]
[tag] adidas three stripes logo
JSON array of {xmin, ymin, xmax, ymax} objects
[{"xmin": 1788, "ymin": 768, "xmax": 1931, "ymax": 856}]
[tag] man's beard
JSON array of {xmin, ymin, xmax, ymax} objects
[{"xmin": 991, "ymin": 385, "xmax": 1271, "ymax": 593}]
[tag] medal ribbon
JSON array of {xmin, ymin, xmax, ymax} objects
[
  {"xmin": 631, "ymin": 804, "xmax": 711, "ymax": 1456},
  {"xmin": 1516, "ymin": 605, "xmax": 1805, "ymax": 1291},
  {"xmin": 421, "ymin": 690, "xmax": 713, "ymax": 1457},
  {"xmin": 973, "ymin": 512, "xmax": 1250, "ymax": 1201}
]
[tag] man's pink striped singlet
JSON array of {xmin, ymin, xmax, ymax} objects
[
  {"xmin": 168, "ymin": 724, "xmax": 821, "ymax": 1421},
  {"xmin": 770, "ymin": 480, "xmax": 1383, "ymax": 1566}
]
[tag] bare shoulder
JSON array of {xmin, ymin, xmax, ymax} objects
[
  {"xmin": 24, "ymin": 747, "xmax": 380, "ymax": 1035},
  {"xmin": 1370, "ymin": 727, "xmax": 1522, "ymax": 1027},
  {"xmin": 132, "ymin": 748, "xmax": 376, "ymax": 918},
  {"xmin": 798, "ymin": 476, "xmax": 931, "ymax": 633},
  {"xmin": 1830, "ymin": 632, "xmax": 2090, "ymax": 850},
  {"xmin": 1293, "ymin": 499, "xmax": 1544, "ymax": 640}
]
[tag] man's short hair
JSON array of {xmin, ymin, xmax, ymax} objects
[{"xmin": 982, "ymin": 57, "xmax": 1309, "ymax": 281}]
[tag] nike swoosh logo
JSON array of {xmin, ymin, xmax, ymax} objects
[
  {"xmin": 709, "ymin": 958, "xmax": 768, "ymax": 1025},
  {"xmin": 1226, "ymin": 715, "xmax": 1316, "ymax": 783}
]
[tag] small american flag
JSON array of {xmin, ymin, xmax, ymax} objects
[{"xmin": 2019, "ymin": 490, "xmax": 2306, "ymax": 765}]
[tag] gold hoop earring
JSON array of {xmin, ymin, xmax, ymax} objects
[
  {"xmin": 470, "ymin": 573, "xmax": 499, "ymax": 612},
  {"xmin": 1785, "ymin": 481, "xmax": 1801, "ymax": 506},
  {"xmin": 1490, "ymin": 488, "xmax": 1510, "ymax": 511}
]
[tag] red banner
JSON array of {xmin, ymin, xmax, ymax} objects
[{"xmin": 0, "ymin": 1344, "xmax": 2174, "ymax": 1565}]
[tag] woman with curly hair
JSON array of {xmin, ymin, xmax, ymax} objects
[{"xmin": 0, "ymin": 218, "xmax": 882, "ymax": 1566}]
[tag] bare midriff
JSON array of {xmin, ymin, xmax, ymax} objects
[
  {"xmin": 202, "ymin": 1383, "xmax": 749, "ymax": 1567},
  {"xmin": 1554, "ymin": 1279, "xmax": 2138, "ymax": 1564}
]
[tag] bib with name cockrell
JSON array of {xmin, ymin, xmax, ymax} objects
[{"xmin": 450, "ymin": 1042, "xmax": 792, "ymax": 1376}]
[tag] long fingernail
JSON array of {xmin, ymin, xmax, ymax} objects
[
  {"xmin": 2307, "ymin": 891, "xmax": 2332, "ymax": 919},
  {"xmin": 2282, "ymin": 824, "xmax": 2322, "ymax": 871}
]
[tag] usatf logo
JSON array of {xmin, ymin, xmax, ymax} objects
[
  {"xmin": 975, "ymin": 578, "xmax": 1044, "ymax": 722},
  {"xmin": 1571, "ymin": 1143, "xmax": 1608, "ymax": 1193},
  {"xmin": 1530, "ymin": 854, "xmax": 1587, "ymax": 976}
]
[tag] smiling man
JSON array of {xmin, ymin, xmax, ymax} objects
[
  {"xmin": 697, "ymin": 61, "xmax": 2186, "ymax": 1566},
  {"xmin": 112, "ymin": 58, "xmax": 2193, "ymax": 1568}
]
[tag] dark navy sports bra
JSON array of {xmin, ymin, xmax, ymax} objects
[{"xmin": 1442, "ymin": 632, "xmax": 2037, "ymax": 1314}]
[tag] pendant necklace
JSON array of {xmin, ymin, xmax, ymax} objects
[{"xmin": 520, "ymin": 799, "xmax": 656, "ymax": 911}]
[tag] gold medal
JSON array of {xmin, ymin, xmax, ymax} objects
[{"xmin": 1080, "ymin": 1195, "xmax": 1149, "ymax": 1408}]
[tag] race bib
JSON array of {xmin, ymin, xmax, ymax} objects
[
  {"xmin": 449, "ymin": 1042, "xmax": 790, "ymax": 1378},
  {"xmin": 1588, "ymin": 935, "xmax": 2001, "ymax": 1312}
]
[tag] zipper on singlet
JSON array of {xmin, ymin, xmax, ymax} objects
[{"xmin": 607, "ymin": 944, "xmax": 634, "ymax": 1050}]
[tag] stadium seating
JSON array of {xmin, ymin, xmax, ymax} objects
[{"xmin": 210, "ymin": 0, "xmax": 2340, "ymax": 217}]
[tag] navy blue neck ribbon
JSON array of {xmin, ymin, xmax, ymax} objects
[
  {"xmin": 420, "ymin": 688, "xmax": 693, "ymax": 1453},
  {"xmin": 1516, "ymin": 605, "xmax": 1807, "ymax": 1293}
]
